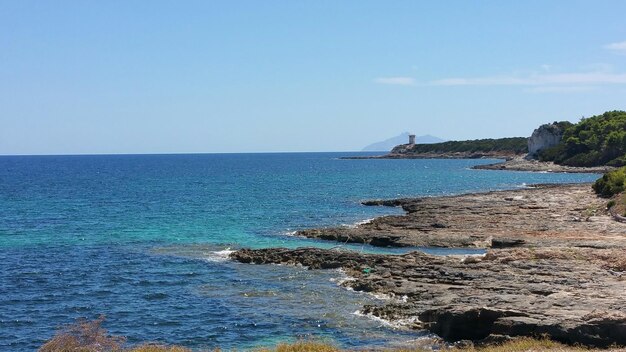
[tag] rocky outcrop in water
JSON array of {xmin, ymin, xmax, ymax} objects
[
  {"xmin": 473, "ymin": 157, "xmax": 615, "ymax": 173},
  {"xmin": 296, "ymin": 184, "xmax": 626, "ymax": 249},
  {"xmin": 231, "ymin": 184, "xmax": 626, "ymax": 347},
  {"xmin": 231, "ymin": 247, "xmax": 626, "ymax": 347}
]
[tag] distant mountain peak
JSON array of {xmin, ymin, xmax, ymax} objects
[{"xmin": 362, "ymin": 133, "xmax": 445, "ymax": 152}]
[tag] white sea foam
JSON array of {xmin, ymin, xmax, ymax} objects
[
  {"xmin": 353, "ymin": 310, "xmax": 421, "ymax": 329},
  {"xmin": 343, "ymin": 218, "xmax": 375, "ymax": 229},
  {"xmin": 282, "ymin": 230, "xmax": 307, "ymax": 238},
  {"xmin": 371, "ymin": 292, "xmax": 393, "ymax": 300},
  {"xmin": 204, "ymin": 248, "xmax": 235, "ymax": 262},
  {"xmin": 329, "ymin": 268, "xmax": 356, "ymax": 285},
  {"xmin": 331, "ymin": 269, "xmax": 408, "ymax": 302}
]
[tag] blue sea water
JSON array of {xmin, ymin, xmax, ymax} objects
[{"xmin": 0, "ymin": 153, "xmax": 601, "ymax": 351}]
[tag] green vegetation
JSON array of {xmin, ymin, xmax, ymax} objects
[
  {"xmin": 539, "ymin": 111, "xmax": 626, "ymax": 167},
  {"xmin": 397, "ymin": 137, "xmax": 528, "ymax": 155},
  {"xmin": 546, "ymin": 120, "xmax": 575, "ymax": 132},
  {"xmin": 593, "ymin": 166, "xmax": 626, "ymax": 198},
  {"xmin": 40, "ymin": 317, "xmax": 623, "ymax": 352}
]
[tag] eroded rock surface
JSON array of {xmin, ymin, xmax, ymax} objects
[
  {"xmin": 473, "ymin": 157, "xmax": 615, "ymax": 173},
  {"xmin": 230, "ymin": 184, "xmax": 626, "ymax": 347},
  {"xmin": 231, "ymin": 247, "xmax": 626, "ymax": 347},
  {"xmin": 297, "ymin": 184, "xmax": 626, "ymax": 249}
]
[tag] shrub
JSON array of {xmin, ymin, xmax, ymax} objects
[
  {"xmin": 593, "ymin": 166, "xmax": 626, "ymax": 197},
  {"xmin": 39, "ymin": 317, "xmax": 191, "ymax": 352},
  {"xmin": 39, "ymin": 315, "xmax": 125, "ymax": 352},
  {"xmin": 128, "ymin": 345, "xmax": 191, "ymax": 352},
  {"xmin": 540, "ymin": 110, "xmax": 626, "ymax": 167}
]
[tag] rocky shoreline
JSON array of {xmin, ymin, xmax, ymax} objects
[
  {"xmin": 473, "ymin": 157, "xmax": 616, "ymax": 173},
  {"xmin": 344, "ymin": 152, "xmax": 614, "ymax": 174},
  {"xmin": 297, "ymin": 184, "xmax": 626, "ymax": 249},
  {"xmin": 230, "ymin": 184, "xmax": 626, "ymax": 347}
]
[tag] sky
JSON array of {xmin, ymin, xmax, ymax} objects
[{"xmin": 1, "ymin": 1, "xmax": 626, "ymax": 155}]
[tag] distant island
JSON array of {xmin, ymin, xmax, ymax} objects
[{"xmin": 361, "ymin": 132, "xmax": 444, "ymax": 151}]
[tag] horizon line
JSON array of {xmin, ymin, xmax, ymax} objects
[{"xmin": 0, "ymin": 150, "xmax": 391, "ymax": 157}]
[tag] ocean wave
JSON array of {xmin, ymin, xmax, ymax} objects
[
  {"xmin": 331, "ymin": 269, "xmax": 408, "ymax": 302},
  {"xmin": 282, "ymin": 230, "xmax": 306, "ymax": 237},
  {"xmin": 329, "ymin": 269, "xmax": 357, "ymax": 285},
  {"xmin": 353, "ymin": 310, "xmax": 420, "ymax": 329},
  {"xmin": 203, "ymin": 248, "xmax": 235, "ymax": 262},
  {"xmin": 342, "ymin": 218, "xmax": 375, "ymax": 229}
]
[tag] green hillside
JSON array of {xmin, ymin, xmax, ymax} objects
[
  {"xmin": 392, "ymin": 137, "xmax": 528, "ymax": 155},
  {"xmin": 539, "ymin": 111, "xmax": 626, "ymax": 167}
]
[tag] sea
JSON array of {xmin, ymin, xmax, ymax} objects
[{"xmin": 0, "ymin": 153, "xmax": 601, "ymax": 351}]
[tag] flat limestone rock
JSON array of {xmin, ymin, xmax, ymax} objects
[
  {"xmin": 230, "ymin": 183, "xmax": 626, "ymax": 347},
  {"xmin": 473, "ymin": 157, "xmax": 615, "ymax": 173},
  {"xmin": 296, "ymin": 184, "xmax": 626, "ymax": 249},
  {"xmin": 231, "ymin": 247, "xmax": 626, "ymax": 347}
]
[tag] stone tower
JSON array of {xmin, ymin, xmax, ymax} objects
[{"xmin": 409, "ymin": 134, "xmax": 416, "ymax": 145}]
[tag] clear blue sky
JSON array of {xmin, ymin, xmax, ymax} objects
[{"xmin": 2, "ymin": 1, "xmax": 626, "ymax": 154}]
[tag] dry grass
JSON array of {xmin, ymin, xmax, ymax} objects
[
  {"xmin": 452, "ymin": 337, "xmax": 587, "ymax": 351},
  {"xmin": 39, "ymin": 318, "xmax": 625, "ymax": 352},
  {"xmin": 39, "ymin": 315, "xmax": 125, "ymax": 352},
  {"xmin": 127, "ymin": 345, "xmax": 192, "ymax": 352},
  {"xmin": 39, "ymin": 316, "xmax": 191, "ymax": 352},
  {"xmin": 258, "ymin": 341, "xmax": 341, "ymax": 352},
  {"xmin": 613, "ymin": 192, "xmax": 626, "ymax": 217},
  {"xmin": 397, "ymin": 337, "xmax": 624, "ymax": 351}
]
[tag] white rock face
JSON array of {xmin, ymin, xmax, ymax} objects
[{"xmin": 527, "ymin": 123, "xmax": 566, "ymax": 158}]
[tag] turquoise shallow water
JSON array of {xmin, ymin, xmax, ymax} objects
[{"xmin": 0, "ymin": 153, "xmax": 600, "ymax": 350}]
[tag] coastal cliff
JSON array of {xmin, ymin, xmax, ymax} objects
[{"xmin": 527, "ymin": 122, "xmax": 570, "ymax": 158}]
